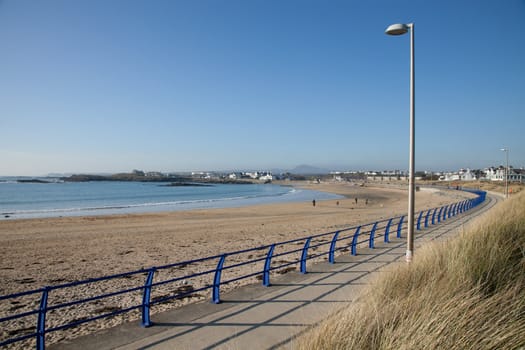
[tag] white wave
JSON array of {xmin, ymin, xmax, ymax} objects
[
  {"xmin": 0, "ymin": 184, "xmax": 327, "ymax": 220},
  {"xmin": 1, "ymin": 189, "xmax": 294, "ymax": 216}
]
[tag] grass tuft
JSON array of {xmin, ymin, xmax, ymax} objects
[{"xmin": 298, "ymin": 192, "xmax": 525, "ymax": 349}]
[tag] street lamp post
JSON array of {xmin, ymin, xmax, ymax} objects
[
  {"xmin": 500, "ymin": 148, "xmax": 509, "ymax": 198},
  {"xmin": 385, "ymin": 23, "xmax": 415, "ymax": 263}
]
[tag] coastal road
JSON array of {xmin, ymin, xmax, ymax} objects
[{"xmin": 52, "ymin": 192, "xmax": 501, "ymax": 350}]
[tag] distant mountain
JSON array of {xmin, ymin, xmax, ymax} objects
[{"xmin": 289, "ymin": 165, "xmax": 330, "ymax": 175}]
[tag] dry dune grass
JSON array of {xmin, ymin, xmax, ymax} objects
[{"xmin": 298, "ymin": 192, "xmax": 525, "ymax": 350}]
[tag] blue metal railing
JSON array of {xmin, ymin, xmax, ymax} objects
[{"xmin": 0, "ymin": 189, "xmax": 486, "ymax": 349}]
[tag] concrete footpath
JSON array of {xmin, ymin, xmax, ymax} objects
[{"xmin": 53, "ymin": 193, "xmax": 500, "ymax": 350}]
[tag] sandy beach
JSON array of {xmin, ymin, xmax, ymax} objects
[{"xmin": 0, "ymin": 182, "xmax": 474, "ymax": 347}]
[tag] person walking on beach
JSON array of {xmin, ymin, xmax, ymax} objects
[
  {"xmin": 355, "ymin": 198, "xmax": 358, "ymax": 204},
  {"xmin": 312, "ymin": 199, "xmax": 316, "ymax": 207}
]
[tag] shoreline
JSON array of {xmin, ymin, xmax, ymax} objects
[{"xmin": 0, "ymin": 182, "xmax": 341, "ymax": 220}]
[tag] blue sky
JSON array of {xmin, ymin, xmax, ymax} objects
[{"xmin": 0, "ymin": 0, "xmax": 524, "ymax": 176}]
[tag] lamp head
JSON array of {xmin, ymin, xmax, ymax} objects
[{"xmin": 385, "ymin": 23, "xmax": 409, "ymax": 35}]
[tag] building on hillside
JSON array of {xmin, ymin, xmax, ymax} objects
[
  {"xmin": 235, "ymin": 171, "xmax": 273, "ymax": 181},
  {"xmin": 259, "ymin": 172, "xmax": 273, "ymax": 182},
  {"xmin": 243, "ymin": 172, "xmax": 259, "ymax": 179}
]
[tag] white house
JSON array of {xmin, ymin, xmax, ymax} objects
[
  {"xmin": 191, "ymin": 172, "xmax": 212, "ymax": 179},
  {"xmin": 259, "ymin": 172, "xmax": 273, "ymax": 182},
  {"xmin": 508, "ymin": 169, "xmax": 525, "ymax": 183},
  {"xmin": 440, "ymin": 168, "xmax": 476, "ymax": 181},
  {"xmin": 484, "ymin": 167, "xmax": 525, "ymax": 183},
  {"xmin": 483, "ymin": 167, "xmax": 503, "ymax": 181},
  {"xmin": 243, "ymin": 172, "xmax": 259, "ymax": 179}
]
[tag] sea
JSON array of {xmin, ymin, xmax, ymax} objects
[{"xmin": 0, "ymin": 177, "xmax": 342, "ymax": 220}]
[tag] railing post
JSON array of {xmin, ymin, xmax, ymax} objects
[
  {"xmin": 351, "ymin": 226, "xmax": 361, "ymax": 256},
  {"xmin": 384, "ymin": 218, "xmax": 393, "ymax": 243},
  {"xmin": 396, "ymin": 216, "xmax": 405, "ymax": 238},
  {"xmin": 442, "ymin": 205, "xmax": 448, "ymax": 221},
  {"xmin": 437, "ymin": 207, "xmax": 443, "ymax": 223},
  {"xmin": 141, "ymin": 268, "xmax": 156, "ymax": 327},
  {"xmin": 416, "ymin": 211, "xmax": 424, "ymax": 230},
  {"xmin": 263, "ymin": 244, "xmax": 275, "ymax": 286},
  {"xmin": 328, "ymin": 231, "xmax": 340, "ymax": 264},
  {"xmin": 431, "ymin": 207, "xmax": 438, "ymax": 225},
  {"xmin": 300, "ymin": 237, "xmax": 312, "ymax": 274},
  {"xmin": 212, "ymin": 254, "xmax": 226, "ymax": 304},
  {"xmin": 369, "ymin": 222, "xmax": 378, "ymax": 249},
  {"xmin": 424, "ymin": 209, "xmax": 431, "ymax": 228},
  {"xmin": 36, "ymin": 287, "xmax": 49, "ymax": 350}
]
